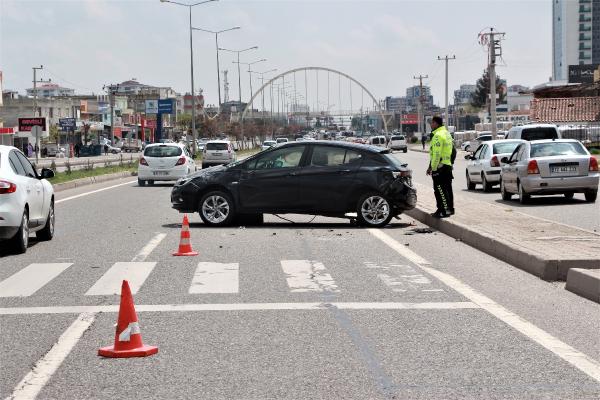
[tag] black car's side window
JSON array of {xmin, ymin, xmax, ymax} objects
[
  {"xmin": 310, "ymin": 146, "xmax": 346, "ymax": 167},
  {"xmin": 250, "ymin": 146, "xmax": 305, "ymax": 170}
]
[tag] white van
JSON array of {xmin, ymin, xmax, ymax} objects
[
  {"xmin": 367, "ymin": 135, "xmax": 387, "ymax": 148},
  {"xmin": 388, "ymin": 135, "xmax": 407, "ymax": 152},
  {"xmin": 506, "ymin": 124, "xmax": 561, "ymax": 141}
]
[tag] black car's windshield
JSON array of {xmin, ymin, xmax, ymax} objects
[{"xmin": 144, "ymin": 146, "xmax": 182, "ymax": 157}]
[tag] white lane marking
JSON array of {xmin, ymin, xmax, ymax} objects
[
  {"xmin": 189, "ymin": 262, "xmax": 239, "ymax": 294},
  {"xmin": 55, "ymin": 180, "xmax": 137, "ymax": 204},
  {"xmin": 85, "ymin": 262, "xmax": 156, "ymax": 296},
  {"xmin": 0, "ymin": 264, "xmax": 73, "ymax": 298},
  {"xmin": 0, "ymin": 302, "xmax": 479, "ymax": 315},
  {"xmin": 366, "ymin": 261, "xmax": 438, "ymax": 292},
  {"xmin": 281, "ymin": 260, "xmax": 340, "ymax": 293},
  {"xmin": 5, "ymin": 233, "xmax": 165, "ymax": 400},
  {"xmin": 5, "ymin": 312, "xmax": 96, "ymax": 400},
  {"xmin": 369, "ymin": 228, "xmax": 600, "ymax": 383},
  {"xmin": 131, "ymin": 233, "xmax": 166, "ymax": 262}
]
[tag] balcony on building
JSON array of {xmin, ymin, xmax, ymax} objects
[
  {"xmin": 579, "ymin": 23, "xmax": 592, "ymax": 32},
  {"xmin": 579, "ymin": 33, "xmax": 592, "ymax": 41}
]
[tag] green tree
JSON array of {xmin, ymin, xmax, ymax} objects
[
  {"xmin": 49, "ymin": 124, "xmax": 60, "ymax": 143},
  {"xmin": 470, "ymin": 69, "xmax": 506, "ymax": 109}
]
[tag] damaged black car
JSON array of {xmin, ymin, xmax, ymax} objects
[{"xmin": 171, "ymin": 141, "xmax": 417, "ymax": 227}]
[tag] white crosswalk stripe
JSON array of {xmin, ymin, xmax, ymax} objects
[
  {"xmin": 189, "ymin": 262, "xmax": 239, "ymax": 294},
  {"xmin": 0, "ymin": 259, "xmax": 446, "ymax": 298},
  {"xmin": 280, "ymin": 260, "xmax": 340, "ymax": 293},
  {"xmin": 85, "ymin": 262, "xmax": 156, "ymax": 296},
  {"xmin": 0, "ymin": 263, "xmax": 73, "ymax": 297}
]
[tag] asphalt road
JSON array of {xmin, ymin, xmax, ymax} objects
[
  {"xmin": 1, "ymin": 178, "xmax": 599, "ymax": 399},
  {"xmin": 397, "ymin": 148, "xmax": 600, "ymax": 232}
]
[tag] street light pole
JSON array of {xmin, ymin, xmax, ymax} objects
[
  {"xmin": 160, "ymin": 0, "xmax": 218, "ymax": 156},
  {"xmin": 192, "ymin": 26, "xmax": 240, "ymax": 110},
  {"xmin": 218, "ymin": 46, "xmax": 258, "ymax": 106}
]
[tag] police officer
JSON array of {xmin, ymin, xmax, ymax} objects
[{"xmin": 426, "ymin": 116, "xmax": 454, "ymax": 218}]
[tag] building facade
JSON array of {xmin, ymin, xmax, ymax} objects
[
  {"xmin": 26, "ymin": 83, "xmax": 75, "ymax": 98},
  {"xmin": 453, "ymin": 84, "xmax": 477, "ymax": 105},
  {"xmin": 553, "ymin": 0, "xmax": 600, "ymax": 81}
]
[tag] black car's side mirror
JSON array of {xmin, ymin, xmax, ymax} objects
[{"xmin": 40, "ymin": 168, "xmax": 54, "ymax": 179}]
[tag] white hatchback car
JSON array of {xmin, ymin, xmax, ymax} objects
[
  {"xmin": 138, "ymin": 143, "xmax": 196, "ymax": 186},
  {"xmin": 202, "ymin": 140, "xmax": 237, "ymax": 168},
  {"xmin": 0, "ymin": 145, "xmax": 55, "ymax": 253}
]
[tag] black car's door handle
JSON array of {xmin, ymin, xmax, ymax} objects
[
  {"xmin": 286, "ymin": 172, "xmax": 297, "ymax": 177},
  {"xmin": 338, "ymin": 169, "xmax": 351, "ymax": 174}
]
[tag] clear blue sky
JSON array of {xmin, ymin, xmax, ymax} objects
[{"xmin": 0, "ymin": 0, "xmax": 551, "ymax": 107}]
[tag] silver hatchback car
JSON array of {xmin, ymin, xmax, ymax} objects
[{"xmin": 500, "ymin": 139, "xmax": 599, "ymax": 203}]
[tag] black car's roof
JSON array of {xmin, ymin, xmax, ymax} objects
[{"xmin": 278, "ymin": 140, "xmax": 389, "ymax": 154}]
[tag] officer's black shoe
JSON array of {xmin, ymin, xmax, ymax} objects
[
  {"xmin": 431, "ymin": 211, "xmax": 449, "ymax": 219},
  {"xmin": 448, "ymin": 208, "xmax": 455, "ymax": 215}
]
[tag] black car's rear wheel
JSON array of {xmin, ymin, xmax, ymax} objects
[
  {"xmin": 199, "ymin": 191, "xmax": 236, "ymax": 226},
  {"xmin": 356, "ymin": 193, "xmax": 393, "ymax": 228}
]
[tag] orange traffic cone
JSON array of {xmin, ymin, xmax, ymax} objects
[
  {"xmin": 98, "ymin": 280, "xmax": 158, "ymax": 358},
  {"xmin": 173, "ymin": 214, "xmax": 198, "ymax": 256}
]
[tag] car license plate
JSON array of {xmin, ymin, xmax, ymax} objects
[
  {"xmin": 153, "ymin": 171, "xmax": 168, "ymax": 176},
  {"xmin": 551, "ymin": 166, "xmax": 577, "ymax": 173}
]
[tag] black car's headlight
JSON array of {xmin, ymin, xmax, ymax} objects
[{"xmin": 176, "ymin": 177, "xmax": 191, "ymax": 186}]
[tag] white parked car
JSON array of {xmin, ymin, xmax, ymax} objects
[
  {"xmin": 465, "ymin": 140, "xmax": 524, "ymax": 192},
  {"xmin": 388, "ymin": 135, "xmax": 407, "ymax": 152},
  {"xmin": 202, "ymin": 140, "xmax": 237, "ymax": 168},
  {"xmin": 138, "ymin": 143, "xmax": 196, "ymax": 186},
  {"xmin": 262, "ymin": 140, "xmax": 277, "ymax": 151},
  {"xmin": 0, "ymin": 145, "xmax": 55, "ymax": 253}
]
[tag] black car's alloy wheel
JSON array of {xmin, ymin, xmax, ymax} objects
[
  {"xmin": 356, "ymin": 193, "xmax": 393, "ymax": 227},
  {"xmin": 199, "ymin": 191, "xmax": 235, "ymax": 226}
]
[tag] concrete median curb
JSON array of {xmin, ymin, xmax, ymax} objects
[
  {"xmin": 52, "ymin": 171, "xmax": 137, "ymax": 193},
  {"xmin": 566, "ymin": 269, "xmax": 600, "ymax": 304},
  {"xmin": 406, "ymin": 206, "xmax": 600, "ymax": 282}
]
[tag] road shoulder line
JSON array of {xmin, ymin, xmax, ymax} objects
[{"xmin": 369, "ymin": 228, "xmax": 600, "ymax": 384}]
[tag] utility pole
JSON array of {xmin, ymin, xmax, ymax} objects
[
  {"xmin": 32, "ymin": 65, "xmax": 49, "ymax": 162},
  {"xmin": 479, "ymin": 27, "xmax": 505, "ymax": 139},
  {"xmin": 437, "ymin": 55, "xmax": 456, "ymax": 128},
  {"xmin": 413, "ymin": 74, "xmax": 428, "ymax": 137}
]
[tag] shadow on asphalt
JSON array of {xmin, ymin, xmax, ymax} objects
[
  {"xmin": 162, "ymin": 221, "xmax": 415, "ymax": 230},
  {"xmin": 494, "ymin": 196, "xmax": 589, "ymax": 208},
  {"xmin": 0, "ymin": 239, "xmax": 40, "ymax": 258}
]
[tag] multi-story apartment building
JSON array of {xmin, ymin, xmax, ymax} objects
[
  {"xmin": 25, "ymin": 83, "xmax": 75, "ymax": 98},
  {"xmin": 553, "ymin": 0, "xmax": 600, "ymax": 81}
]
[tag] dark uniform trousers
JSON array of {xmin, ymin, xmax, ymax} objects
[{"xmin": 432, "ymin": 164, "xmax": 454, "ymax": 214}]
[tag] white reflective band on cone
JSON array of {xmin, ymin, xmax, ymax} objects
[{"xmin": 118, "ymin": 321, "xmax": 141, "ymax": 342}]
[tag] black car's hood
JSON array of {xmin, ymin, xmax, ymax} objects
[{"xmin": 189, "ymin": 164, "xmax": 228, "ymax": 180}]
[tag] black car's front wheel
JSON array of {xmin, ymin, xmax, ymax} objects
[
  {"xmin": 356, "ymin": 193, "xmax": 393, "ymax": 228},
  {"xmin": 199, "ymin": 191, "xmax": 236, "ymax": 226}
]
